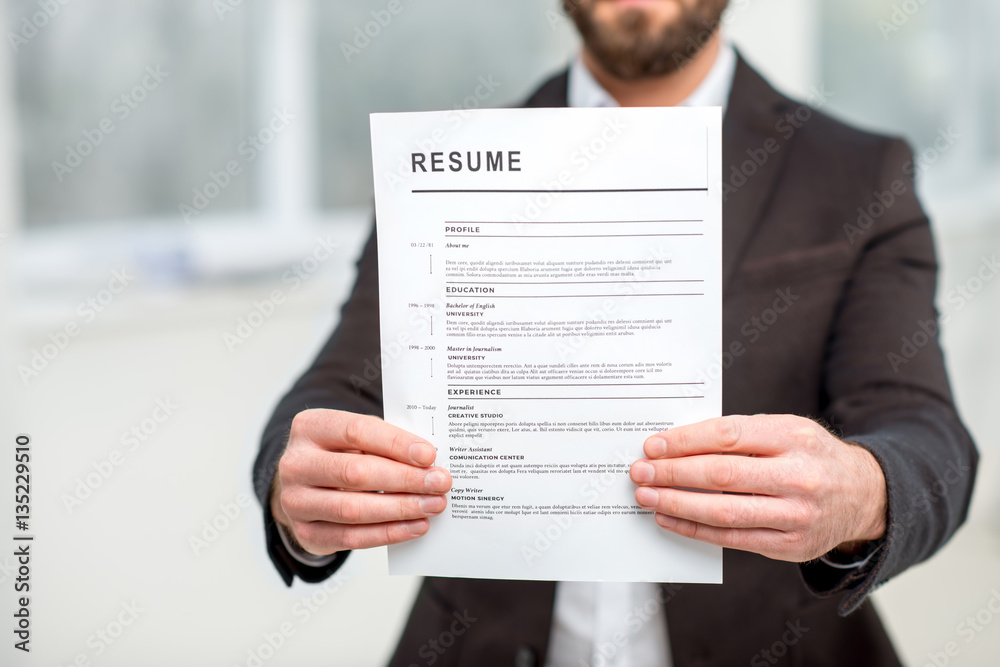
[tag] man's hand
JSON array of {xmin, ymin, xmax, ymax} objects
[
  {"xmin": 628, "ymin": 414, "xmax": 887, "ymax": 562},
  {"xmin": 271, "ymin": 409, "xmax": 452, "ymax": 556}
]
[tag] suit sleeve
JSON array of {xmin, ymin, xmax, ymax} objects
[
  {"xmin": 801, "ymin": 138, "xmax": 979, "ymax": 614},
  {"xmin": 253, "ymin": 224, "xmax": 384, "ymax": 585}
]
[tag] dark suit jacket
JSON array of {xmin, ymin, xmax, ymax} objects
[{"xmin": 254, "ymin": 55, "xmax": 978, "ymax": 666}]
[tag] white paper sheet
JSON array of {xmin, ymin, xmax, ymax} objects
[{"xmin": 370, "ymin": 107, "xmax": 722, "ymax": 583}]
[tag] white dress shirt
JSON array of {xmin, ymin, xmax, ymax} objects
[{"xmin": 545, "ymin": 39, "xmax": 737, "ymax": 667}]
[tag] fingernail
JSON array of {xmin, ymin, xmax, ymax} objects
[
  {"xmin": 635, "ymin": 487, "xmax": 658, "ymax": 507},
  {"xmin": 419, "ymin": 495, "xmax": 446, "ymax": 515},
  {"xmin": 656, "ymin": 514, "xmax": 677, "ymax": 529},
  {"xmin": 405, "ymin": 519, "xmax": 428, "ymax": 536},
  {"xmin": 645, "ymin": 437, "xmax": 667, "ymax": 458},
  {"xmin": 425, "ymin": 469, "xmax": 449, "ymax": 491},
  {"xmin": 410, "ymin": 442, "xmax": 436, "ymax": 466},
  {"xmin": 631, "ymin": 460, "xmax": 655, "ymax": 484}
]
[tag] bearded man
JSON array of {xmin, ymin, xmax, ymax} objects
[{"xmin": 254, "ymin": 1, "xmax": 978, "ymax": 665}]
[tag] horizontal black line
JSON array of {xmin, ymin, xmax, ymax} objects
[
  {"xmin": 444, "ymin": 220, "xmax": 703, "ymax": 224},
  {"xmin": 447, "ymin": 396, "xmax": 705, "ymax": 400},
  {"xmin": 414, "ymin": 188, "xmax": 708, "ymax": 194},
  {"xmin": 446, "ymin": 383, "xmax": 704, "ymax": 387},
  {"xmin": 13, "ymin": 536, "xmax": 33, "ymax": 540},
  {"xmin": 453, "ymin": 294, "xmax": 704, "ymax": 298},
  {"xmin": 444, "ymin": 234, "xmax": 703, "ymax": 238},
  {"xmin": 445, "ymin": 280, "xmax": 704, "ymax": 285}
]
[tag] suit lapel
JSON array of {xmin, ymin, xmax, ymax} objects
[
  {"xmin": 521, "ymin": 70, "xmax": 569, "ymax": 108},
  {"xmin": 720, "ymin": 55, "xmax": 796, "ymax": 293}
]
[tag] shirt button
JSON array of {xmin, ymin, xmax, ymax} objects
[{"xmin": 514, "ymin": 646, "xmax": 537, "ymax": 667}]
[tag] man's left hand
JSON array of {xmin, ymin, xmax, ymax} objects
[{"xmin": 629, "ymin": 414, "xmax": 887, "ymax": 562}]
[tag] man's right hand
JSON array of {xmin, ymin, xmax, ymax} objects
[{"xmin": 271, "ymin": 409, "xmax": 452, "ymax": 557}]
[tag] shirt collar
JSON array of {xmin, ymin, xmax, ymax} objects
[{"xmin": 567, "ymin": 37, "xmax": 737, "ymax": 111}]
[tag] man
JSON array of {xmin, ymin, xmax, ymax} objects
[{"xmin": 254, "ymin": 1, "xmax": 978, "ymax": 665}]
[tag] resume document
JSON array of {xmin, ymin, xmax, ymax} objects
[{"xmin": 370, "ymin": 107, "xmax": 723, "ymax": 583}]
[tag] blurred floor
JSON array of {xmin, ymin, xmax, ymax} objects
[{"xmin": 9, "ymin": 216, "xmax": 1000, "ymax": 666}]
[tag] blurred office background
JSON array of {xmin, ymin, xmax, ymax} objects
[{"xmin": 0, "ymin": 0, "xmax": 997, "ymax": 665}]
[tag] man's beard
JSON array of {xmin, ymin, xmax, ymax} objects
[{"xmin": 564, "ymin": 0, "xmax": 729, "ymax": 80}]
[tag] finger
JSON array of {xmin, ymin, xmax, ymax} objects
[
  {"xmin": 643, "ymin": 415, "xmax": 803, "ymax": 459},
  {"xmin": 284, "ymin": 489, "xmax": 447, "ymax": 524},
  {"xmin": 651, "ymin": 514, "xmax": 791, "ymax": 559},
  {"xmin": 634, "ymin": 486, "xmax": 800, "ymax": 530},
  {"xmin": 296, "ymin": 452, "xmax": 452, "ymax": 493},
  {"xmin": 294, "ymin": 409, "xmax": 438, "ymax": 466},
  {"xmin": 629, "ymin": 455, "xmax": 795, "ymax": 495},
  {"xmin": 294, "ymin": 518, "xmax": 430, "ymax": 553}
]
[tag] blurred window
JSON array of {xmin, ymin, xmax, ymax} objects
[
  {"xmin": 10, "ymin": 0, "xmax": 261, "ymax": 228},
  {"xmin": 13, "ymin": 1, "xmax": 996, "ymax": 232},
  {"xmin": 818, "ymin": 0, "xmax": 1000, "ymax": 189},
  {"xmin": 9, "ymin": 0, "xmax": 577, "ymax": 230}
]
